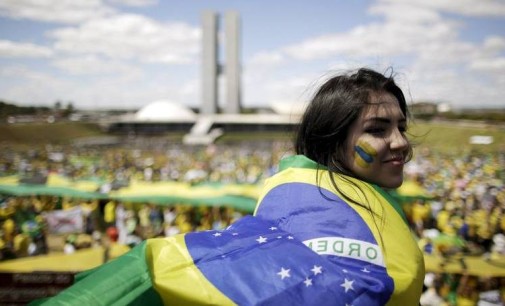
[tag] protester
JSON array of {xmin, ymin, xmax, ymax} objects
[{"xmin": 255, "ymin": 67, "xmax": 424, "ymax": 304}]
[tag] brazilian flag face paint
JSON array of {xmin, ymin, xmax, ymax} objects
[{"xmin": 354, "ymin": 140, "xmax": 377, "ymax": 168}]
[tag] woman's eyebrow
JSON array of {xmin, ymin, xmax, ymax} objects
[{"xmin": 363, "ymin": 117, "xmax": 407, "ymax": 126}]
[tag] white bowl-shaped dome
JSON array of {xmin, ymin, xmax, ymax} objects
[
  {"xmin": 135, "ymin": 100, "xmax": 196, "ymax": 121},
  {"xmin": 269, "ymin": 100, "xmax": 307, "ymax": 116}
]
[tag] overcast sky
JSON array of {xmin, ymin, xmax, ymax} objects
[{"xmin": 0, "ymin": 0, "xmax": 504, "ymax": 111}]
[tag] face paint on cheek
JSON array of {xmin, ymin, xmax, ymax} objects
[{"xmin": 354, "ymin": 140, "xmax": 377, "ymax": 168}]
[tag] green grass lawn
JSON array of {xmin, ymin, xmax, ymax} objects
[
  {"xmin": 0, "ymin": 120, "xmax": 503, "ymax": 154},
  {"xmin": 0, "ymin": 122, "xmax": 104, "ymax": 144},
  {"xmin": 408, "ymin": 121, "xmax": 505, "ymax": 154}
]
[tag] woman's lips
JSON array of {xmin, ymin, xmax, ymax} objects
[{"xmin": 384, "ymin": 156, "xmax": 404, "ymax": 165}]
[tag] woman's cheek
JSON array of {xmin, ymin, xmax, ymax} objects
[{"xmin": 353, "ymin": 139, "xmax": 378, "ymax": 169}]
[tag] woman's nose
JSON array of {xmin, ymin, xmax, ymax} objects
[{"xmin": 390, "ymin": 129, "xmax": 409, "ymax": 151}]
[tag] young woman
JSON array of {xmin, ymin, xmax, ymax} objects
[
  {"xmin": 255, "ymin": 68, "xmax": 425, "ymax": 305},
  {"xmin": 37, "ymin": 68, "xmax": 424, "ymax": 306}
]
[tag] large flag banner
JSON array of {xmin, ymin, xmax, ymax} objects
[{"xmin": 33, "ymin": 216, "xmax": 393, "ymax": 306}]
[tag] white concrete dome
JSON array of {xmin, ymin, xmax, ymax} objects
[
  {"xmin": 269, "ymin": 101, "xmax": 307, "ymax": 116},
  {"xmin": 135, "ymin": 100, "xmax": 196, "ymax": 121}
]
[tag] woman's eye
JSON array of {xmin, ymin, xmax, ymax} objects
[{"xmin": 365, "ymin": 128, "xmax": 385, "ymax": 135}]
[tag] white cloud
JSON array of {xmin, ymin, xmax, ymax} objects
[
  {"xmin": 51, "ymin": 55, "xmax": 142, "ymax": 76},
  {"xmin": 469, "ymin": 57, "xmax": 505, "ymax": 73},
  {"xmin": 256, "ymin": 0, "xmax": 500, "ymax": 73},
  {"xmin": 242, "ymin": 69, "xmax": 318, "ymax": 108},
  {"xmin": 378, "ymin": 0, "xmax": 505, "ymax": 17},
  {"xmin": 0, "ymin": 64, "xmax": 198, "ymax": 108},
  {"xmin": 49, "ymin": 14, "xmax": 200, "ymax": 64},
  {"xmin": 404, "ymin": 60, "xmax": 505, "ymax": 108},
  {"xmin": 483, "ymin": 36, "xmax": 505, "ymax": 54},
  {"xmin": 178, "ymin": 79, "xmax": 199, "ymax": 106},
  {"xmin": 0, "ymin": 65, "xmax": 77, "ymax": 105},
  {"xmin": 369, "ymin": 2, "xmax": 442, "ymax": 23},
  {"xmin": 71, "ymin": 71, "xmax": 199, "ymax": 109},
  {"xmin": 0, "ymin": 65, "xmax": 47, "ymax": 79},
  {"xmin": 106, "ymin": 0, "xmax": 158, "ymax": 7},
  {"xmin": 0, "ymin": 0, "xmax": 115, "ymax": 24},
  {"xmin": 281, "ymin": 10, "xmax": 460, "ymax": 61},
  {"xmin": 245, "ymin": 0, "xmax": 504, "ymax": 109},
  {"xmin": 1, "ymin": 1, "xmax": 502, "ymax": 110},
  {"xmin": 0, "ymin": 39, "xmax": 53, "ymax": 58},
  {"xmin": 248, "ymin": 51, "xmax": 285, "ymax": 66},
  {"xmin": 415, "ymin": 40, "xmax": 476, "ymax": 65}
]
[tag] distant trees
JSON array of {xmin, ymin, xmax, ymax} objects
[
  {"xmin": 0, "ymin": 100, "xmax": 74, "ymax": 121},
  {"xmin": 63, "ymin": 102, "xmax": 74, "ymax": 117},
  {"xmin": 0, "ymin": 101, "xmax": 51, "ymax": 119},
  {"xmin": 409, "ymin": 102, "xmax": 505, "ymax": 123},
  {"xmin": 54, "ymin": 100, "xmax": 75, "ymax": 118},
  {"xmin": 442, "ymin": 111, "xmax": 505, "ymax": 123}
]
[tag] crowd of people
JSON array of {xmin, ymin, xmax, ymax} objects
[
  {"xmin": 0, "ymin": 140, "xmax": 289, "ymax": 186},
  {"xmin": 404, "ymin": 148, "xmax": 505, "ymax": 305},
  {"xmin": 0, "ymin": 139, "xmax": 504, "ymax": 305},
  {"xmin": 404, "ymin": 148, "xmax": 505, "ymax": 256},
  {"xmin": 0, "ymin": 140, "xmax": 289, "ymax": 259}
]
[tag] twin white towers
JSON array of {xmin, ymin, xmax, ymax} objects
[{"xmin": 201, "ymin": 11, "xmax": 241, "ymax": 114}]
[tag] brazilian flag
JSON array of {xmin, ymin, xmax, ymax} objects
[{"xmin": 33, "ymin": 155, "xmax": 424, "ymax": 306}]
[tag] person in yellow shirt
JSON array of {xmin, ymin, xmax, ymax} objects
[
  {"xmin": 2, "ymin": 218, "xmax": 15, "ymax": 244},
  {"xmin": 103, "ymin": 200, "xmax": 116, "ymax": 227},
  {"xmin": 138, "ymin": 205, "xmax": 151, "ymax": 236},
  {"xmin": 437, "ymin": 208, "xmax": 451, "ymax": 233},
  {"xmin": 13, "ymin": 230, "xmax": 30, "ymax": 258},
  {"xmin": 412, "ymin": 199, "xmax": 431, "ymax": 236},
  {"xmin": 0, "ymin": 198, "xmax": 15, "ymax": 219},
  {"xmin": 62, "ymin": 197, "xmax": 74, "ymax": 210},
  {"xmin": 31, "ymin": 195, "xmax": 44, "ymax": 213}
]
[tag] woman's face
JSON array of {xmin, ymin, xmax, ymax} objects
[{"xmin": 342, "ymin": 92, "xmax": 410, "ymax": 189}]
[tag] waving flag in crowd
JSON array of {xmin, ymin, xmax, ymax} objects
[
  {"xmin": 34, "ymin": 155, "xmax": 423, "ymax": 306},
  {"xmin": 35, "ymin": 217, "xmax": 391, "ymax": 306}
]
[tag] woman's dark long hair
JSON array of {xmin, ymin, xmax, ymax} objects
[{"xmin": 295, "ymin": 68, "xmax": 412, "ymax": 233}]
